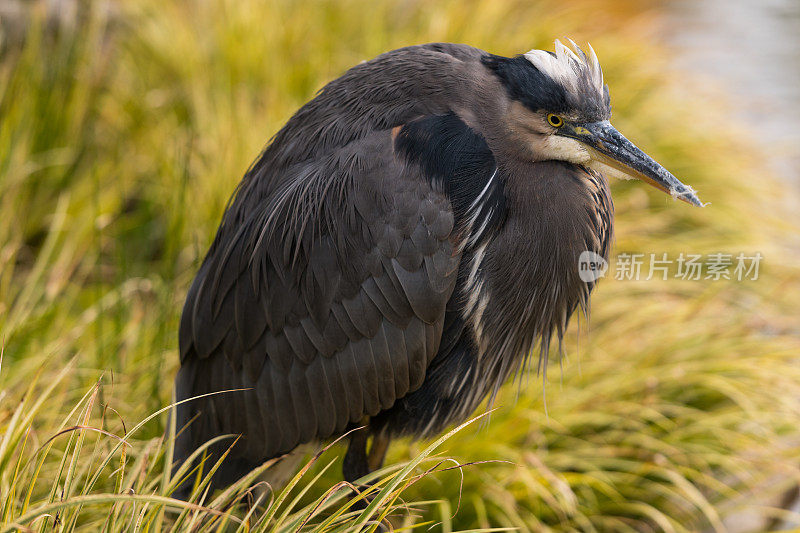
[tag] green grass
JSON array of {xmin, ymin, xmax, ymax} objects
[{"xmin": 2, "ymin": 0, "xmax": 800, "ymax": 531}]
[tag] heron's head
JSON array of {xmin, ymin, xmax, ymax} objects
[{"xmin": 482, "ymin": 40, "xmax": 703, "ymax": 206}]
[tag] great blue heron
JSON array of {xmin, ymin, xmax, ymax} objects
[{"xmin": 174, "ymin": 40, "xmax": 702, "ymax": 494}]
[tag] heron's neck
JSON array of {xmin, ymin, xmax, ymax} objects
[{"xmin": 461, "ymin": 160, "xmax": 613, "ymax": 394}]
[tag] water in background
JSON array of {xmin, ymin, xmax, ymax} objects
[
  {"xmin": 665, "ymin": 5, "xmax": 800, "ymax": 527},
  {"xmin": 664, "ymin": 0, "xmax": 800, "ymax": 183}
]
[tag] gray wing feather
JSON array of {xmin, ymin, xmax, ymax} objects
[{"xmin": 174, "ymin": 129, "xmax": 460, "ymax": 476}]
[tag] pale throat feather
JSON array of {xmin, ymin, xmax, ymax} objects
[{"xmin": 537, "ymin": 135, "xmax": 591, "ymax": 164}]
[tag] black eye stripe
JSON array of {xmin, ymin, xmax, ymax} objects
[
  {"xmin": 482, "ymin": 55, "xmax": 571, "ymax": 114},
  {"xmin": 481, "ymin": 54, "xmax": 612, "ymax": 122}
]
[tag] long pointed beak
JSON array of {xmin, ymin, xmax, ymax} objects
[{"xmin": 565, "ymin": 121, "xmax": 704, "ymax": 206}]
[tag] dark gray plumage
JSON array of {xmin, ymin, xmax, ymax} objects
[{"xmin": 173, "ymin": 41, "xmax": 701, "ymax": 494}]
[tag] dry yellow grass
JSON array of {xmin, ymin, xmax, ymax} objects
[{"xmin": 1, "ymin": 1, "xmax": 799, "ymax": 531}]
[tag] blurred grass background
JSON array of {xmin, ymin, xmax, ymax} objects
[{"xmin": 1, "ymin": 0, "xmax": 800, "ymax": 531}]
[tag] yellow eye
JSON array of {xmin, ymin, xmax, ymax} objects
[{"xmin": 547, "ymin": 113, "xmax": 564, "ymax": 128}]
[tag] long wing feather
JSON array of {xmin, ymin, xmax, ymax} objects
[
  {"xmin": 174, "ymin": 128, "xmax": 460, "ymax": 488},
  {"xmin": 172, "ymin": 43, "xmax": 504, "ymax": 493}
]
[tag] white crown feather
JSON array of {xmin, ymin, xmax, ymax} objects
[{"xmin": 524, "ymin": 39, "xmax": 605, "ymax": 98}]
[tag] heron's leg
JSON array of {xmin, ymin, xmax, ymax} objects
[
  {"xmin": 344, "ymin": 429, "xmax": 392, "ymax": 525},
  {"xmin": 367, "ymin": 433, "xmax": 390, "ymax": 472},
  {"xmin": 343, "ymin": 427, "xmax": 370, "ymax": 483}
]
